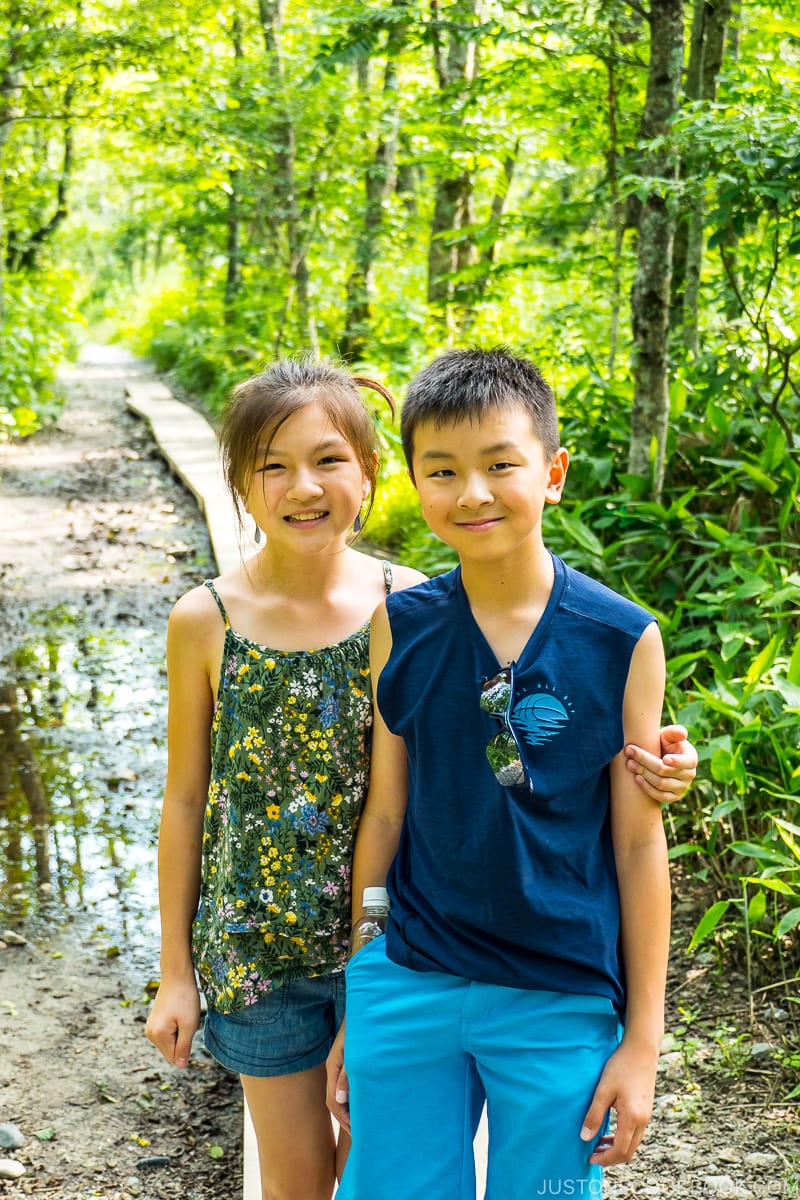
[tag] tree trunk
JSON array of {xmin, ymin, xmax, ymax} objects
[
  {"xmin": 426, "ymin": 0, "xmax": 481, "ymax": 326},
  {"xmin": 341, "ymin": 1, "xmax": 407, "ymax": 363},
  {"xmin": 223, "ymin": 15, "xmax": 244, "ymax": 324},
  {"xmin": 670, "ymin": 0, "xmax": 731, "ymax": 352},
  {"xmin": 628, "ymin": 0, "xmax": 684, "ymax": 499},
  {"xmin": 258, "ymin": 0, "xmax": 316, "ymax": 351}
]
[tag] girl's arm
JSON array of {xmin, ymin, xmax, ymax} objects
[
  {"xmin": 326, "ymin": 600, "xmax": 409, "ymax": 1129},
  {"xmin": 580, "ymin": 621, "xmax": 671, "ymax": 1167},
  {"xmin": 626, "ymin": 724, "xmax": 698, "ymax": 801},
  {"xmin": 144, "ymin": 589, "xmax": 216, "ymax": 1068}
]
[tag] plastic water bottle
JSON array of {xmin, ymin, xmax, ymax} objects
[{"xmin": 349, "ymin": 886, "xmax": 390, "ymax": 955}]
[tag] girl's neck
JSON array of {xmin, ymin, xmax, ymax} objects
[{"xmin": 248, "ymin": 540, "xmax": 357, "ymax": 600}]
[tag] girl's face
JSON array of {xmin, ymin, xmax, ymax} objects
[{"xmin": 245, "ymin": 399, "xmax": 371, "ymax": 553}]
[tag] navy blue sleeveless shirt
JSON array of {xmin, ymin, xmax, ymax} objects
[{"xmin": 379, "ymin": 554, "xmax": 656, "ymax": 1012}]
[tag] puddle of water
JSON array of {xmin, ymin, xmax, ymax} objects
[{"xmin": 0, "ymin": 604, "xmax": 168, "ymax": 968}]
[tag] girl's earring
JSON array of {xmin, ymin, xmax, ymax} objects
[
  {"xmin": 254, "ymin": 522, "xmax": 262, "ymax": 544},
  {"xmin": 353, "ymin": 511, "xmax": 363, "ymax": 535}
]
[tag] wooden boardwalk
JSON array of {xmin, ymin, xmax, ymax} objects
[{"xmin": 125, "ymin": 375, "xmax": 488, "ymax": 1200}]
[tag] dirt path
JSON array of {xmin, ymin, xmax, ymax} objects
[
  {"xmin": 0, "ymin": 345, "xmax": 797, "ymax": 1200},
  {"xmin": 0, "ymin": 345, "xmax": 243, "ymax": 1200}
]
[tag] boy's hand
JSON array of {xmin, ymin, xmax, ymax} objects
[
  {"xmin": 326, "ymin": 1021, "xmax": 351, "ymax": 1132},
  {"xmin": 625, "ymin": 724, "xmax": 697, "ymax": 802},
  {"xmin": 579, "ymin": 1036, "xmax": 659, "ymax": 1166},
  {"xmin": 144, "ymin": 978, "xmax": 201, "ymax": 1068}
]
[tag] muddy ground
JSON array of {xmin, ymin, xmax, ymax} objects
[
  {"xmin": 0, "ymin": 346, "xmax": 243, "ymax": 1200},
  {"xmin": 0, "ymin": 345, "xmax": 798, "ymax": 1200}
]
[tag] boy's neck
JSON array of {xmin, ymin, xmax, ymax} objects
[
  {"xmin": 459, "ymin": 540, "xmax": 553, "ymax": 609},
  {"xmin": 459, "ymin": 542, "xmax": 555, "ymax": 665}
]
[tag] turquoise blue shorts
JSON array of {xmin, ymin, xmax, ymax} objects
[
  {"xmin": 203, "ymin": 971, "xmax": 346, "ymax": 1078},
  {"xmin": 338, "ymin": 938, "xmax": 621, "ymax": 1200}
]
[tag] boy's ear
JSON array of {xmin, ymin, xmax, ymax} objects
[{"xmin": 545, "ymin": 448, "xmax": 569, "ymax": 505}]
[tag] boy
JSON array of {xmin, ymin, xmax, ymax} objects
[{"xmin": 328, "ymin": 348, "xmax": 671, "ymax": 1199}]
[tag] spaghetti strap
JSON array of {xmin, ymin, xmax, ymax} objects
[
  {"xmin": 204, "ymin": 579, "xmax": 230, "ymax": 628},
  {"xmin": 381, "ymin": 560, "xmax": 394, "ymax": 595}
]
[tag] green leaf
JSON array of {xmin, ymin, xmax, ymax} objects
[
  {"xmin": 688, "ymin": 900, "xmax": 730, "ymax": 951},
  {"xmin": 668, "ymin": 843, "xmax": 706, "ymax": 860},
  {"xmin": 747, "ymin": 889, "xmax": 767, "ymax": 922},
  {"xmin": 775, "ymin": 906, "xmax": 800, "ymax": 938},
  {"xmin": 788, "ymin": 634, "xmax": 800, "ymax": 686},
  {"xmin": 745, "ymin": 634, "xmax": 782, "ymax": 687},
  {"xmin": 208, "ymin": 1145, "xmax": 225, "ymax": 1160}
]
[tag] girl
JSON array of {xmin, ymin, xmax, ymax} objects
[{"xmin": 144, "ymin": 356, "xmax": 696, "ymax": 1200}]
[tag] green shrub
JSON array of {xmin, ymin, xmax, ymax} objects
[{"xmin": 0, "ymin": 269, "xmax": 80, "ymax": 439}]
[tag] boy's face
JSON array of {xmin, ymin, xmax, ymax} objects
[{"xmin": 410, "ymin": 404, "xmax": 568, "ymax": 566}]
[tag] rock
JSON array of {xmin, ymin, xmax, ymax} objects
[
  {"xmin": 716, "ymin": 1148, "xmax": 742, "ymax": 1164},
  {"xmin": 744, "ymin": 1152, "xmax": 779, "ymax": 1168},
  {"xmin": 136, "ymin": 1155, "xmax": 172, "ymax": 1168},
  {"xmin": 665, "ymin": 1147, "xmax": 698, "ymax": 1166},
  {"xmin": 748, "ymin": 1042, "xmax": 774, "ymax": 1060},
  {"xmin": 0, "ymin": 1124, "xmax": 25, "ymax": 1150},
  {"xmin": 763, "ymin": 1004, "xmax": 789, "ymax": 1021},
  {"xmin": 657, "ymin": 1050, "xmax": 685, "ymax": 1078},
  {"xmin": 1, "ymin": 930, "xmax": 26, "ymax": 946},
  {"xmin": 0, "ymin": 1159, "xmax": 25, "ymax": 1180}
]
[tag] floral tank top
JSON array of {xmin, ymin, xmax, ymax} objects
[{"xmin": 191, "ymin": 563, "xmax": 393, "ymax": 1013}]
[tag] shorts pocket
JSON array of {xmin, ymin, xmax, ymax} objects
[{"xmin": 222, "ymin": 982, "xmax": 290, "ymax": 1027}]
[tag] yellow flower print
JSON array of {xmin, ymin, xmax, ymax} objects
[
  {"xmin": 268, "ymin": 847, "xmax": 279, "ymax": 859},
  {"xmin": 235, "ymin": 898, "xmax": 245, "ymax": 908},
  {"xmin": 291, "ymin": 937, "xmax": 305, "ymax": 947},
  {"xmin": 237, "ymin": 663, "xmax": 250, "ymax": 678},
  {"xmin": 360, "ymin": 667, "xmax": 370, "ymax": 677},
  {"xmin": 248, "ymin": 754, "xmax": 262, "ymax": 765},
  {"xmin": 236, "ymin": 771, "xmax": 251, "ymax": 781},
  {"xmin": 265, "ymin": 658, "xmax": 276, "ymax": 669},
  {"xmin": 316, "ymin": 774, "xmax": 328, "ymax": 783},
  {"xmin": 266, "ymin": 804, "xmax": 280, "ymax": 820},
  {"xmin": 285, "ymin": 912, "xmax": 297, "ymax": 924},
  {"xmin": 264, "ymin": 932, "xmax": 276, "ymax": 943},
  {"xmin": 331, "ymin": 793, "xmax": 343, "ymax": 807},
  {"xmin": 287, "ymin": 695, "xmax": 297, "ymax": 706},
  {"xmin": 267, "ymin": 904, "xmax": 280, "ymax": 914},
  {"xmin": 249, "ymin": 684, "xmax": 264, "ymax": 693},
  {"xmin": 247, "ymin": 648, "xmax": 261, "ymax": 660}
]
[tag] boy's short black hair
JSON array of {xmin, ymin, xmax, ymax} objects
[{"xmin": 401, "ymin": 347, "xmax": 561, "ymax": 477}]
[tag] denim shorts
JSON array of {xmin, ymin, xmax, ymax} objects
[{"xmin": 204, "ymin": 971, "xmax": 346, "ymax": 1077}]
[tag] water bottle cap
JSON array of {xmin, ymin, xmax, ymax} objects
[{"xmin": 362, "ymin": 886, "xmax": 389, "ymax": 909}]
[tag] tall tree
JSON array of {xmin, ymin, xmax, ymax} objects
[
  {"xmin": 670, "ymin": 0, "xmax": 732, "ymax": 353},
  {"xmin": 426, "ymin": 0, "xmax": 482, "ymax": 328},
  {"xmin": 628, "ymin": 0, "xmax": 685, "ymax": 499}
]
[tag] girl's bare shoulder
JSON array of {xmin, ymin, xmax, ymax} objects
[
  {"xmin": 168, "ymin": 580, "xmax": 223, "ymax": 643},
  {"xmin": 389, "ymin": 563, "xmax": 428, "ymax": 592}
]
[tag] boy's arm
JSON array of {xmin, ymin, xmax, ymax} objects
[
  {"xmin": 144, "ymin": 592, "xmax": 215, "ymax": 1067},
  {"xmin": 326, "ymin": 600, "xmax": 409, "ymax": 1130},
  {"xmin": 625, "ymin": 723, "xmax": 698, "ymax": 802},
  {"xmin": 580, "ymin": 621, "xmax": 671, "ymax": 1167},
  {"xmin": 349, "ymin": 600, "xmax": 410, "ymax": 930}
]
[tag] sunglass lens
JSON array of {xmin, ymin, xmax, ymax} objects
[
  {"xmin": 480, "ymin": 671, "xmax": 513, "ymax": 715},
  {"xmin": 486, "ymin": 730, "xmax": 527, "ymax": 787}
]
